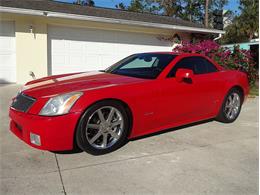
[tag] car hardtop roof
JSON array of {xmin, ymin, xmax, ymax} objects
[{"xmin": 137, "ymin": 52, "xmax": 207, "ymax": 57}]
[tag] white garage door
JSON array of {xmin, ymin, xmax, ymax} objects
[
  {"xmin": 0, "ymin": 21, "xmax": 16, "ymax": 83},
  {"xmin": 48, "ymin": 25, "xmax": 172, "ymax": 75}
]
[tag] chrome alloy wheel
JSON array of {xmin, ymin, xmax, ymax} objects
[
  {"xmin": 224, "ymin": 92, "xmax": 241, "ymax": 120},
  {"xmin": 86, "ymin": 106, "xmax": 124, "ymax": 149}
]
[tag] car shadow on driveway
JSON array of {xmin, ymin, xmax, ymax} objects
[
  {"xmin": 51, "ymin": 118, "xmax": 214, "ymax": 155},
  {"xmin": 130, "ymin": 118, "xmax": 214, "ymax": 142}
]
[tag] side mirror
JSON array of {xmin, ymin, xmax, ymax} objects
[{"xmin": 175, "ymin": 68, "xmax": 194, "ymax": 82}]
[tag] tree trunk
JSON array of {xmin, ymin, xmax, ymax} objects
[
  {"xmin": 205, "ymin": 0, "xmax": 209, "ymax": 28},
  {"xmin": 249, "ymin": 33, "xmax": 254, "ymax": 41},
  {"xmin": 189, "ymin": 2, "xmax": 192, "ymax": 21}
]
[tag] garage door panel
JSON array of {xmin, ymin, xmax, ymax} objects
[
  {"xmin": 52, "ymin": 54, "xmax": 67, "ymax": 64},
  {"xmin": 0, "ymin": 54, "xmax": 15, "ymax": 66},
  {"xmin": 0, "ymin": 21, "xmax": 16, "ymax": 83},
  {"xmin": 49, "ymin": 25, "xmax": 172, "ymax": 75},
  {"xmin": 85, "ymin": 54, "xmax": 102, "ymax": 70},
  {"xmin": 0, "ymin": 38, "xmax": 15, "ymax": 52},
  {"xmin": 85, "ymin": 42, "xmax": 103, "ymax": 54},
  {"xmin": 0, "ymin": 68, "xmax": 16, "ymax": 83},
  {"xmin": 101, "ymin": 43, "xmax": 117, "ymax": 54},
  {"xmin": 69, "ymin": 55, "xmax": 85, "ymax": 66},
  {"xmin": 68, "ymin": 40, "xmax": 85, "ymax": 52},
  {"xmin": 100, "ymin": 54, "xmax": 117, "ymax": 65},
  {"xmin": 51, "ymin": 40, "xmax": 67, "ymax": 54}
]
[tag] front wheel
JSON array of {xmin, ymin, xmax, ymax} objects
[
  {"xmin": 216, "ymin": 88, "xmax": 243, "ymax": 123},
  {"xmin": 76, "ymin": 100, "xmax": 130, "ymax": 155}
]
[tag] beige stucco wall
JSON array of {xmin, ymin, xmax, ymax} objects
[
  {"xmin": 15, "ymin": 18, "xmax": 48, "ymax": 84},
  {"xmin": 0, "ymin": 13, "xmax": 191, "ymax": 84},
  {"xmin": 1, "ymin": 14, "xmax": 48, "ymax": 84}
]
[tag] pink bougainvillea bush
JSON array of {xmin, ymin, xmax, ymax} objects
[{"xmin": 173, "ymin": 40, "xmax": 258, "ymax": 85}]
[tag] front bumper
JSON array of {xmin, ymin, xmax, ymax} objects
[{"xmin": 9, "ymin": 108, "xmax": 81, "ymax": 151}]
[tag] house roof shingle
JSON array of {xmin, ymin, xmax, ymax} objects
[{"xmin": 1, "ymin": 0, "xmax": 207, "ymax": 29}]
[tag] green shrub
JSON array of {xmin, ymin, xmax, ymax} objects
[{"xmin": 173, "ymin": 40, "xmax": 258, "ymax": 85}]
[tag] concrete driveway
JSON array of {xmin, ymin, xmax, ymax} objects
[{"xmin": 0, "ymin": 84, "xmax": 258, "ymax": 195}]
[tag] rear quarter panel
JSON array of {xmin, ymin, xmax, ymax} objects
[{"xmin": 217, "ymin": 70, "xmax": 249, "ymax": 104}]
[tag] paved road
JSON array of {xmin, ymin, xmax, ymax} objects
[{"xmin": 0, "ymin": 84, "xmax": 258, "ymax": 195}]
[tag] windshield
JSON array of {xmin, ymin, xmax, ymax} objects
[{"xmin": 104, "ymin": 53, "xmax": 176, "ymax": 79}]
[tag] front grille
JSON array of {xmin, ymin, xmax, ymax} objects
[{"xmin": 11, "ymin": 93, "xmax": 36, "ymax": 112}]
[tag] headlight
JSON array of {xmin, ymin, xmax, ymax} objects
[{"xmin": 39, "ymin": 92, "xmax": 83, "ymax": 116}]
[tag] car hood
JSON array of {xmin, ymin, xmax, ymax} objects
[{"xmin": 22, "ymin": 71, "xmax": 145, "ymax": 98}]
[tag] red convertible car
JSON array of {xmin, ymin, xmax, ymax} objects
[{"xmin": 9, "ymin": 52, "xmax": 249, "ymax": 155}]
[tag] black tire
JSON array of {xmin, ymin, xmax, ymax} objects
[
  {"xmin": 216, "ymin": 88, "xmax": 243, "ymax": 123},
  {"xmin": 76, "ymin": 100, "xmax": 130, "ymax": 155}
]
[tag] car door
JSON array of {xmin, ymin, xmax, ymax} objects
[{"xmin": 157, "ymin": 56, "xmax": 222, "ymax": 127}]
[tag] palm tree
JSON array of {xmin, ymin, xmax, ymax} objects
[{"xmin": 205, "ymin": 0, "xmax": 209, "ymax": 27}]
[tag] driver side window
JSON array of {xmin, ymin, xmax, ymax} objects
[
  {"xmin": 167, "ymin": 57, "xmax": 195, "ymax": 77},
  {"xmin": 168, "ymin": 56, "xmax": 218, "ymax": 77}
]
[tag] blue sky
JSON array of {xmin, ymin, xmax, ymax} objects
[
  {"xmin": 57, "ymin": 0, "xmax": 240, "ymax": 12},
  {"xmin": 57, "ymin": 0, "xmax": 129, "ymax": 8}
]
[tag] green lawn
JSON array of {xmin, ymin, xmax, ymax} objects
[{"xmin": 249, "ymin": 85, "xmax": 259, "ymax": 96}]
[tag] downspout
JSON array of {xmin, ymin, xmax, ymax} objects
[{"xmin": 214, "ymin": 33, "xmax": 222, "ymax": 41}]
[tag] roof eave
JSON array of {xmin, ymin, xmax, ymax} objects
[{"xmin": 0, "ymin": 6, "xmax": 225, "ymax": 34}]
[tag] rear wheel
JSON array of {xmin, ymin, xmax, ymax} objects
[
  {"xmin": 216, "ymin": 88, "xmax": 243, "ymax": 123},
  {"xmin": 76, "ymin": 100, "xmax": 129, "ymax": 155}
]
